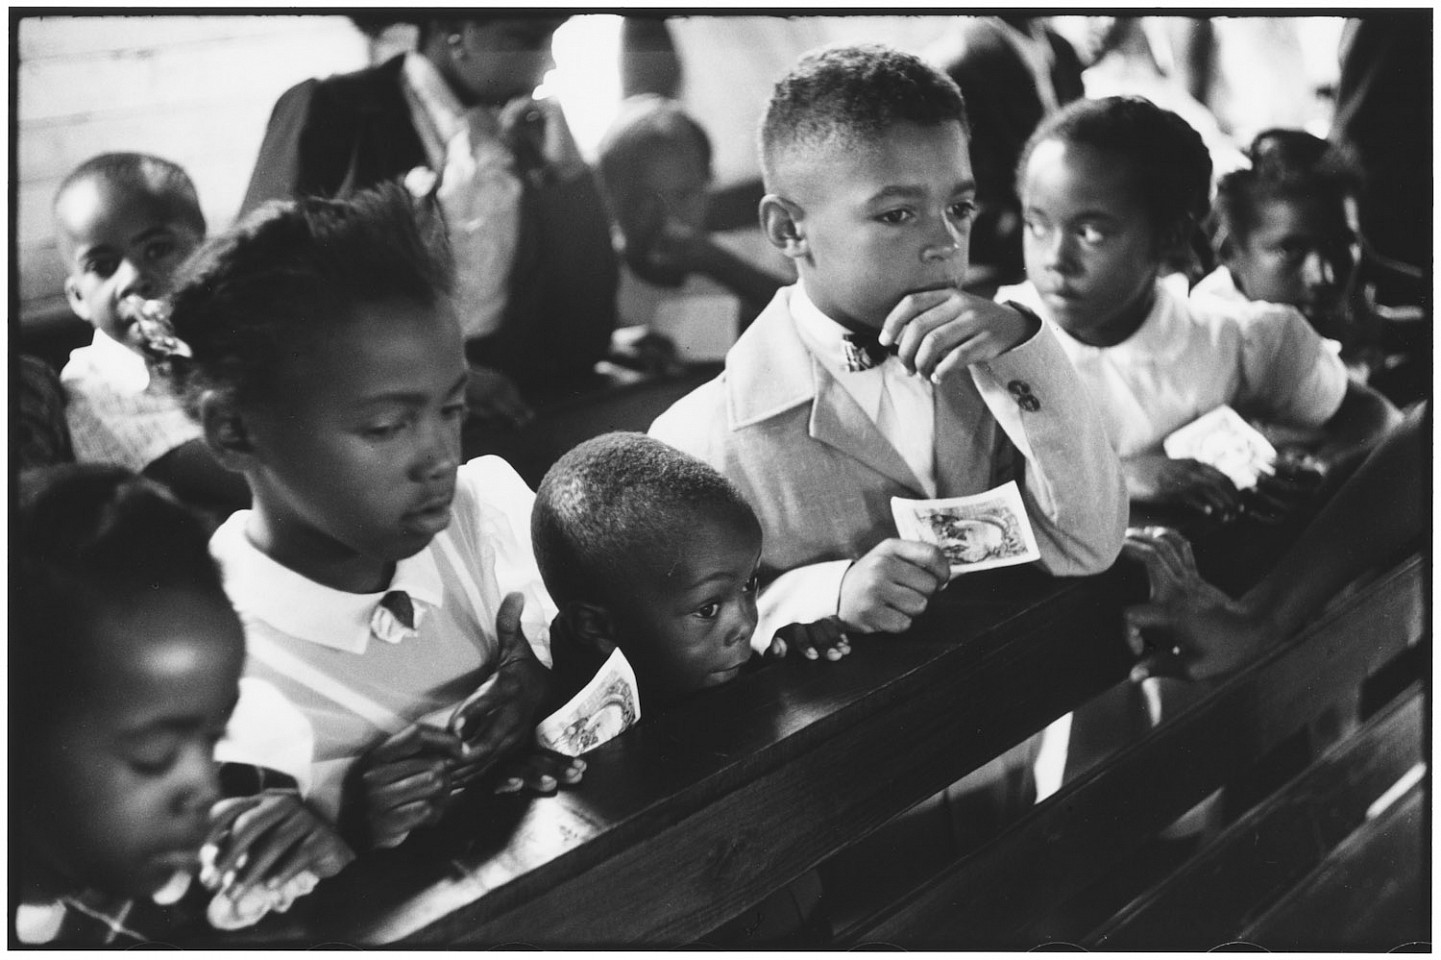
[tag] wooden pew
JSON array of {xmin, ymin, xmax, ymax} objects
[{"xmin": 221, "ymin": 550, "xmax": 1426, "ymax": 949}]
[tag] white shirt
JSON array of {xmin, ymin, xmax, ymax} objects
[
  {"xmin": 997, "ymin": 275, "xmax": 1348, "ymax": 458},
  {"xmin": 401, "ymin": 53, "xmax": 521, "ymax": 341},
  {"xmin": 59, "ymin": 328, "xmax": 201, "ymax": 472},
  {"xmin": 212, "ymin": 456, "xmax": 557, "ymax": 820},
  {"xmin": 791, "ymin": 281, "xmax": 938, "ymax": 497}
]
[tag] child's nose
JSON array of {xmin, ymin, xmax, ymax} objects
[
  {"xmin": 922, "ymin": 224, "xmax": 962, "ymax": 263},
  {"xmin": 413, "ymin": 418, "xmax": 460, "ymax": 480},
  {"xmin": 115, "ymin": 258, "xmax": 158, "ymax": 301},
  {"xmin": 171, "ymin": 746, "xmax": 221, "ymax": 818},
  {"xmin": 1038, "ymin": 230, "xmax": 1077, "ymax": 276}
]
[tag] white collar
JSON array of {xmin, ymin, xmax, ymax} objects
[
  {"xmin": 791, "ymin": 281, "xmax": 890, "ymax": 377},
  {"xmin": 211, "ymin": 511, "xmax": 445, "ymax": 655},
  {"xmin": 88, "ymin": 328, "xmax": 152, "ymax": 394}
]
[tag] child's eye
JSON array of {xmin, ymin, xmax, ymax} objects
[
  {"xmin": 876, "ymin": 209, "xmax": 914, "ymax": 226},
  {"xmin": 694, "ymin": 601, "xmax": 721, "ymax": 620},
  {"xmin": 1077, "ymin": 224, "xmax": 1108, "ymax": 245},
  {"xmin": 948, "ymin": 200, "xmax": 978, "ymax": 222},
  {"xmin": 361, "ymin": 418, "xmax": 409, "ymax": 440},
  {"xmin": 86, "ymin": 256, "xmax": 118, "ymax": 278},
  {"xmin": 145, "ymin": 239, "xmax": 177, "ymax": 263},
  {"xmin": 1022, "ymin": 217, "xmax": 1048, "ymax": 239},
  {"xmin": 125, "ymin": 740, "xmax": 180, "ymax": 776},
  {"xmin": 742, "ymin": 573, "xmax": 759, "ymax": 594}
]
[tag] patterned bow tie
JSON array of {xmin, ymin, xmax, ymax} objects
[
  {"xmin": 371, "ymin": 590, "xmax": 417, "ymax": 644},
  {"xmin": 841, "ymin": 330, "xmax": 892, "ymax": 372}
]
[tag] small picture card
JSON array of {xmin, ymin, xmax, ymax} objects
[
  {"xmin": 891, "ymin": 480, "xmax": 1041, "ymax": 576},
  {"xmin": 534, "ymin": 647, "xmax": 642, "ymax": 757},
  {"xmin": 1163, "ymin": 405, "xmax": 1277, "ymax": 490}
]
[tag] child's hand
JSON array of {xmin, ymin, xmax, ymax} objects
[
  {"xmin": 490, "ymin": 750, "xmax": 587, "ymax": 796},
  {"xmin": 447, "ymin": 593, "xmax": 553, "ymax": 790},
  {"xmin": 766, "ymin": 616, "xmax": 853, "ymax": 662},
  {"xmin": 498, "ymin": 96, "xmax": 587, "ymax": 183},
  {"xmin": 1122, "ymin": 527, "xmax": 1269, "ymax": 681},
  {"xmin": 466, "ymin": 364, "xmax": 534, "ymax": 428},
  {"xmin": 351, "ymin": 724, "xmax": 465, "ymax": 850},
  {"xmin": 878, "ymin": 290, "xmax": 1041, "ymax": 382},
  {"xmin": 202, "ymin": 792, "xmax": 354, "ymax": 903},
  {"xmin": 1243, "ymin": 456, "xmax": 1323, "ymax": 524},
  {"xmin": 838, "ymin": 539, "xmax": 950, "ymax": 634},
  {"xmin": 1124, "ymin": 454, "xmax": 1244, "ymax": 521}
]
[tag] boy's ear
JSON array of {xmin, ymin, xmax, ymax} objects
[
  {"xmin": 63, "ymin": 275, "xmax": 90, "ymax": 322},
  {"xmin": 564, "ymin": 601, "xmax": 619, "ymax": 657},
  {"xmin": 198, "ymin": 389, "xmax": 257, "ymax": 471},
  {"xmin": 759, "ymin": 194, "xmax": 808, "ymax": 259}
]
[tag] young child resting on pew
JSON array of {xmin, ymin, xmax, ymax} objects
[
  {"xmin": 14, "ymin": 465, "xmax": 351, "ymax": 945},
  {"xmin": 160, "ymin": 182, "xmax": 584, "ymax": 856},
  {"xmin": 1197, "ymin": 129, "xmax": 1427, "ymax": 408},
  {"xmin": 597, "ymin": 95, "xmax": 789, "ymax": 362},
  {"xmin": 1000, "ymin": 96, "xmax": 1400, "ymax": 523},
  {"xmin": 651, "ymin": 43, "xmax": 1125, "ymax": 857},
  {"xmin": 53, "ymin": 153, "xmax": 249, "ymax": 515},
  {"xmin": 531, "ymin": 430, "xmax": 846, "ymax": 946},
  {"xmin": 532, "ymin": 431, "xmax": 850, "ymax": 707}
]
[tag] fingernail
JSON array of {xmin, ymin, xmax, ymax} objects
[
  {"xmin": 495, "ymin": 777, "xmax": 524, "ymax": 794},
  {"xmin": 538, "ymin": 775, "xmax": 557, "ymax": 790},
  {"xmin": 571, "ymin": 759, "xmax": 587, "ymax": 772},
  {"xmin": 827, "ymin": 648, "xmax": 842, "ymax": 661},
  {"xmin": 1130, "ymin": 665, "xmax": 1149, "ymax": 683},
  {"xmin": 235, "ymin": 853, "xmax": 248, "ymax": 872},
  {"xmin": 220, "ymin": 870, "xmax": 238, "ymax": 893},
  {"xmin": 804, "ymin": 647, "xmax": 818, "ymax": 660},
  {"xmin": 931, "ymin": 373, "xmax": 942, "ymax": 384}
]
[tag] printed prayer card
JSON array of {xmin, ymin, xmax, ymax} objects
[{"xmin": 891, "ymin": 480, "xmax": 1041, "ymax": 577}]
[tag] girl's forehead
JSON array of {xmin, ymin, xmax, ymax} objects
[{"xmin": 1025, "ymin": 139, "xmax": 1143, "ymax": 210}]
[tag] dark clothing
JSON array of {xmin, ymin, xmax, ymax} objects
[
  {"xmin": 933, "ymin": 20, "xmax": 1085, "ymax": 287},
  {"xmin": 16, "ymin": 354, "xmax": 73, "ymax": 471},
  {"xmin": 241, "ymin": 56, "xmax": 620, "ymax": 389},
  {"xmin": 1331, "ymin": 15, "xmax": 1432, "ymax": 294}
]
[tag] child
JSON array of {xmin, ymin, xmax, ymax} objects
[
  {"xmin": 651, "ymin": 44, "xmax": 1125, "ymax": 651},
  {"xmin": 162, "ymin": 182, "xmax": 584, "ymax": 854},
  {"xmin": 597, "ymin": 95, "xmax": 789, "ymax": 361},
  {"xmin": 1199, "ymin": 129, "xmax": 1366, "ymax": 355},
  {"xmin": 1198, "ymin": 128, "xmax": 1426, "ymax": 408},
  {"xmin": 532, "ymin": 431, "xmax": 849, "ymax": 707},
  {"xmin": 14, "ymin": 465, "xmax": 350, "ymax": 945},
  {"xmin": 53, "ymin": 153, "xmax": 249, "ymax": 515},
  {"xmin": 531, "ymin": 430, "xmax": 845, "ymax": 946},
  {"xmin": 1000, "ymin": 96, "xmax": 1400, "ymax": 522},
  {"xmin": 649, "ymin": 43, "xmax": 1126, "ymax": 859}
]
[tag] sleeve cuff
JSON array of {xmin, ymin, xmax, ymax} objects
[{"xmin": 752, "ymin": 559, "xmax": 853, "ymax": 653}]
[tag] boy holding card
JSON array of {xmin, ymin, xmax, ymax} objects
[{"xmin": 650, "ymin": 44, "xmax": 1125, "ymax": 647}]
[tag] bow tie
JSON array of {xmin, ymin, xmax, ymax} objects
[
  {"xmin": 371, "ymin": 590, "xmax": 418, "ymax": 644},
  {"xmin": 841, "ymin": 330, "xmax": 894, "ymax": 372}
]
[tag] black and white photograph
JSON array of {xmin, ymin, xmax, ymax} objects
[{"xmin": 10, "ymin": 5, "xmax": 1429, "ymax": 951}]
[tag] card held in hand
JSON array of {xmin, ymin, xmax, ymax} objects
[
  {"xmin": 1162, "ymin": 405, "xmax": 1277, "ymax": 490},
  {"xmin": 534, "ymin": 647, "xmax": 642, "ymax": 757},
  {"xmin": 891, "ymin": 480, "xmax": 1041, "ymax": 577}
]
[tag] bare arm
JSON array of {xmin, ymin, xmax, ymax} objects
[{"xmin": 1312, "ymin": 378, "xmax": 1403, "ymax": 472}]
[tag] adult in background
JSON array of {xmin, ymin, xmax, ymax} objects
[{"xmin": 241, "ymin": 16, "xmax": 620, "ymax": 427}]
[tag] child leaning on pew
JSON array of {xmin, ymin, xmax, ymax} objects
[
  {"xmin": 14, "ymin": 465, "xmax": 351, "ymax": 946},
  {"xmin": 158, "ymin": 182, "xmax": 584, "ymax": 859},
  {"xmin": 1000, "ymin": 97, "xmax": 1400, "ymax": 523},
  {"xmin": 52, "ymin": 153, "xmax": 249, "ymax": 515},
  {"xmin": 532, "ymin": 431, "xmax": 850, "ymax": 708},
  {"xmin": 530, "ymin": 430, "xmax": 847, "ymax": 946},
  {"xmin": 650, "ymin": 44, "xmax": 1126, "ymax": 852}
]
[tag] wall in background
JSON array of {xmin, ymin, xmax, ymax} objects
[{"xmin": 15, "ymin": 15, "xmax": 369, "ymax": 321}]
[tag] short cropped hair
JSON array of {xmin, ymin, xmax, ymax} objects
[
  {"xmin": 15, "ymin": 464, "xmax": 227, "ymax": 731},
  {"xmin": 1209, "ymin": 128, "xmax": 1364, "ymax": 253},
  {"xmin": 760, "ymin": 43, "xmax": 969, "ymax": 186},
  {"xmin": 166, "ymin": 181, "xmax": 452, "ymax": 415},
  {"xmin": 596, "ymin": 95, "xmax": 712, "ymax": 197},
  {"xmin": 54, "ymin": 152, "xmax": 206, "ymax": 237},
  {"xmin": 532, "ymin": 432, "xmax": 758, "ymax": 609},
  {"xmin": 1020, "ymin": 96, "xmax": 1212, "ymax": 247}
]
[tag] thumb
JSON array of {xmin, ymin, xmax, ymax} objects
[{"xmin": 496, "ymin": 591, "xmax": 527, "ymax": 649}]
